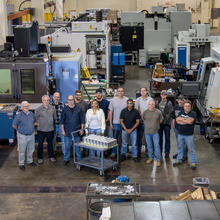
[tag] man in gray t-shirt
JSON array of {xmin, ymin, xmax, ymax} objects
[
  {"xmin": 143, "ymin": 100, "xmax": 163, "ymax": 167},
  {"xmin": 109, "ymin": 87, "xmax": 128, "ymax": 156}
]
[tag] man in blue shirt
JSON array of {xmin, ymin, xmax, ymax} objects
[
  {"xmin": 61, "ymin": 95, "xmax": 85, "ymax": 164},
  {"xmin": 13, "ymin": 101, "xmax": 36, "ymax": 170}
]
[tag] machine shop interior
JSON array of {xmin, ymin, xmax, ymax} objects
[{"xmin": 1, "ymin": 0, "xmax": 220, "ymax": 219}]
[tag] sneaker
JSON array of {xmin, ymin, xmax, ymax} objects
[
  {"xmin": 165, "ymin": 154, "xmax": 170, "ymax": 160},
  {"xmin": 173, "ymin": 161, "xmax": 182, "ymax": 167},
  {"xmin": 182, "ymin": 156, "xmax": 188, "ymax": 162},
  {"xmin": 120, "ymin": 155, "xmax": 126, "ymax": 162},
  {"xmin": 19, "ymin": 165, "xmax": 25, "ymax": 170},
  {"xmin": 49, "ymin": 157, "xmax": 56, "ymax": 163},
  {"xmin": 64, "ymin": 160, "xmax": 69, "ymax": 165},
  {"xmin": 133, "ymin": 158, "xmax": 139, "ymax": 162},
  {"xmin": 27, "ymin": 162, "xmax": 37, "ymax": 167},
  {"xmin": 173, "ymin": 153, "xmax": 178, "ymax": 159},
  {"xmin": 156, "ymin": 161, "xmax": 161, "ymax": 167},
  {"xmin": 191, "ymin": 163, "xmax": 197, "ymax": 170},
  {"xmin": 146, "ymin": 158, "xmax": 153, "ymax": 164},
  {"xmin": 38, "ymin": 159, "xmax": 43, "ymax": 164}
]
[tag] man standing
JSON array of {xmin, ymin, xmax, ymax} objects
[
  {"xmin": 51, "ymin": 92, "xmax": 65, "ymax": 154},
  {"xmin": 120, "ymin": 99, "xmax": 140, "ymax": 162},
  {"xmin": 143, "ymin": 100, "xmax": 163, "ymax": 167},
  {"xmin": 35, "ymin": 95, "xmax": 56, "ymax": 164},
  {"xmin": 135, "ymin": 87, "xmax": 153, "ymax": 158},
  {"xmin": 13, "ymin": 101, "xmax": 36, "ymax": 170},
  {"xmin": 156, "ymin": 90, "xmax": 173, "ymax": 159},
  {"xmin": 75, "ymin": 90, "xmax": 88, "ymax": 116},
  {"xmin": 61, "ymin": 95, "xmax": 85, "ymax": 164},
  {"xmin": 171, "ymin": 95, "xmax": 187, "ymax": 160},
  {"xmin": 173, "ymin": 100, "xmax": 197, "ymax": 170},
  {"xmin": 109, "ymin": 87, "xmax": 128, "ymax": 157}
]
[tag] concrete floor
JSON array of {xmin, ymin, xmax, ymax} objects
[{"xmin": 0, "ymin": 65, "xmax": 220, "ymax": 220}]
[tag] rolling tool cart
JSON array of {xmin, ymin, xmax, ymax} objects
[{"xmin": 72, "ymin": 132, "xmax": 119, "ymax": 176}]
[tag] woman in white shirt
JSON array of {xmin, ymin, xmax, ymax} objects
[{"xmin": 85, "ymin": 99, "xmax": 106, "ymax": 156}]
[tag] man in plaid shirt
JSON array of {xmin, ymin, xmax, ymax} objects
[{"xmin": 51, "ymin": 92, "xmax": 65, "ymax": 155}]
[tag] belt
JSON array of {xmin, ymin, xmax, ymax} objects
[{"xmin": 20, "ymin": 133, "xmax": 33, "ymax": 136}]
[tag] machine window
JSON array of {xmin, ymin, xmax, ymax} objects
[
  {"xmin": 20, "ymin": 69, "xmax": 35, "ymax": 94},
  {"xmin": 0, "ymin": 69, "xmax": 12, "ymax": 95}
]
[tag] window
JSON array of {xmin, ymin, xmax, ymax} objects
[
  {"xmin": 20, "ymin": 69, "xmax": 35, "ymax": 94},
  {"xmin": 0, "ymin": 69, "xmax": 12, "ymax": 95}
]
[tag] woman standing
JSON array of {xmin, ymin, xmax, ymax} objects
[{"xmin": 85, "ymin": 100, "xmax": 106, "ymax": 156}]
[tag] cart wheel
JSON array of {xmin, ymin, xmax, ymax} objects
[
  {"xmin": 76, "ymin": 165, "xmax": 81, "ymax": 171},
  {"xmin": 209, "ymin": 139, "xmax": 214, "ymax": 144},
  {"xmin": 99, "ymin": 171, "xmax": 104, "ymax": 176}
]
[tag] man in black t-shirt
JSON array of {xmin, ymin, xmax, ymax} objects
[
  {"xmin": 171, "ymin": 95, "xmax": 187, "ymax": 159},
  {"xmin": 120, "ymin": 99, "xmax": 140, "ymax": 162},
  {"xmin": 173, "ymin": 100, "xmax": 197, "ymax": 170}
]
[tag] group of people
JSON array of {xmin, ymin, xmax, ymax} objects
[{"xmin": 12, "ymin": 87, "xmax": 197, "ymax": 171}]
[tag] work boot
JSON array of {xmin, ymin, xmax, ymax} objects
[
  {"xmin": 146, "ymin": 158, "xmax": 153, "ymax": 164},
  {"xmin": 156, "ymin": 161, "xmax": 161, "ymax": 167}
]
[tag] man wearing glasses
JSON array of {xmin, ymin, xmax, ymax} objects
[{"xmin": 61, "ymin": 95, "xmax": 85, "ymax": 165}]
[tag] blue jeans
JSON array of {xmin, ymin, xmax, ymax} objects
[
  {"xmin": 136, "ymin": 123, "xmax": 145, "ymax": 153},
  {"xmin": 159, "ymin": 124, "xmax": 171, "ymax": 155},
  {"xmin": 112, "ymin": 124, "xmax": 121, "ymax": 154},
  {"xmin": 88, "ymin": 128, "xmax": 101, "ymax": 157},
  {"xmin": 63, "ymin": 135, "xmax": 81, "ymax": 161},
  {"xmin": 177, "ymin": 134, "xmax": 197, "ymax": 164},
  {"xmin": 174, "ymin": 128, "xmax": 187, "ymax": 157},
  {"xmin": 145, "ymin": 133, "xmax": 161, "ymax": 161},
  {"xmin": 53, "ymin": 124, "xmax": 64, "ymax": 154},
  {"xmin": 121, "ymin": 129, "xmax": 138, "ymax": 158}
]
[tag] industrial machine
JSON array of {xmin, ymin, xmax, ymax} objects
[
  {"xmin": 0, "ymin": 104, "xmax": 18, "ymax": 144},
  {"xmin": 174, "ymin": 24, "xmax": 220, "ymax": 69},
  {"xmin": 40, "ymin": 21, "xmax": 111, "ymax": 83},
  {"xmin": 196, "ymin": 46, "xmax": 220, "ymax": 143},
  {"xmin": 0, "ymin": 58, "xmax": 48, "ymax": 103},
  {"xmin": 120, "ymin": 7, "xmax": 191, "ymax": 65},
  {"xmin": 51, "ymin": 52, "xmax": 83, "ymax": 102}
]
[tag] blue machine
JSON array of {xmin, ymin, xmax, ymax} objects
[
  {"xmin": 51, "ymin": 54, "xmax": 82, "ymax": 103},
  {"xmin": 0, "ymin": 104, "xmax": 18, "ymax": 143},
  {"xmin": 177, "ymin": 46, "xmax": 187, "ymax": 67}
]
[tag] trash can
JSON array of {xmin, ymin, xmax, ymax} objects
[{"xmin": 89, "ymin": 201, "xmax": 110, "ymax": 220}]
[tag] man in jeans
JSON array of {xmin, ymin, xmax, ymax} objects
[
  {"xmin": 35, "ymin": 95, "xmax": 56, "ymax": 164},
  {"xmin": 173, "ymin": 100, "xmax": 197, "ymax": 170},
  {"xmin": 171, "ymin": 95, "xmax": 187, "ymax": 160},
  {"xmin": 13, "ymin": 101, "xmax": 36, "ymax": 170},
  {"xmin": 135, "ymin": 87, "xmax": 153, "ymax": 158},
  {"xmin": 75, "ymin": 90, "xmax": 88, "ymax": 117},
  {"xmin": 61, "ymin": 95, "xmax": 85, "ymax": 165},
  {"xmin": 51, "ymin": 92, "xmax": 65, "ymax": 155},
  {"xmin": 109, "ymin": 87, "xmax": 128, "ymax": 158},
  {"xmin": 120, "ymin": 99, "xmax": 140, "ymax": 162},
  {"xmin": 156, "ymin": 90, "xmax": 173, "ymax": 159},
  {"xmin": 143, "ymin": 100, "xmax": 163, "ymax": 167}
]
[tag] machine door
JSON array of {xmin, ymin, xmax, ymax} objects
[
  {"xmin": 0, "ymin": 63, "xmax": 17, "ymax": 103},
  {"xmin": 16, "ymin": 62, "xmax": 47, "ymax": 103},
  {"xmin": 178, "ymin": 46, "xmax": 187, "ymax": 67}
]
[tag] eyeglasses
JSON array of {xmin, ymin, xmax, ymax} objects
[
  {"xmin": 127, "ymin": 103, "xmax": 133, "ymax": 105},
  {"xmin": 68, "ymin": 99, "xmax": 74, "ymax": 101}
]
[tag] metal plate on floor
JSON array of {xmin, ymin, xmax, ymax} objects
[
  {"xmin": 213, "ymin": 200, "xmax": 220, "ymax": 217},
  {"xmin": 134, "ymin": 202, "xmax": 162, "ymax": 220},
  {"xmin": 159, "ymin": 201, "xmax": 191, "ymax": 220},
  {"xmin": 187, "ymin": 200, "xmax": 220, "ymax": 220},
  {"xmin": 111, "ymin": 202, "xmax": 134, "ymax": 220}
]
